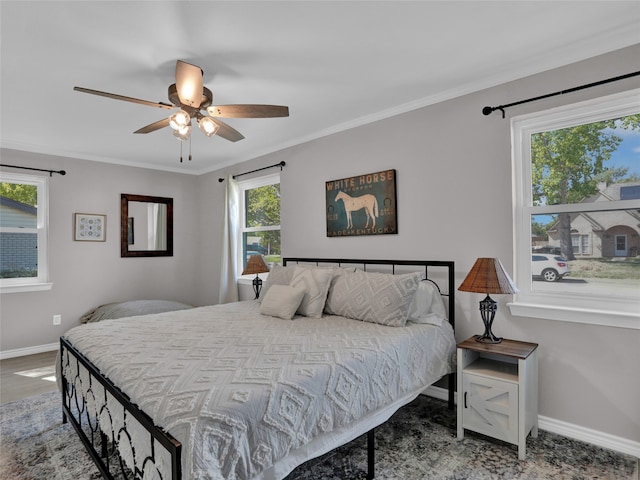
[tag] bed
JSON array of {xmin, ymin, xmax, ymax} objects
[{"xmin": 60, "ymin": 258, "xmax": 456, "ymax": 480}]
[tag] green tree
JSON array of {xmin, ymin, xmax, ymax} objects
[
  {"xmin": 0, "ymin": 182, "xmax": 37, "ymax": 206},
  {"xmin": 531, "ymin": 220, "xmax": 549, "ymax": 238},
  {"xmin": 593, "ymin": 166, "xmax": 640, "ymax": 185},
  {"xmin": 531, "ymin": 114, "xmax": 640, "ymax": 260},
  {"xmin": 246, "ymin": 184, "xmax": 281, "ymax": 255}
]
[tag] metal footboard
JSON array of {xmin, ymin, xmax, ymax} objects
[{"xmin": 60, "ymin": 337, "xmax": 181, "ymax": 480}]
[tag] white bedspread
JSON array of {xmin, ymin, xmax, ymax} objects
[{"xmin": 62, "ymin": 300, "xmax": 455, "ymax": 480}]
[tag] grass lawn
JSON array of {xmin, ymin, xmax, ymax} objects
[{"xmin": 569, "ymin": 258, "xmax": 640, "ymax": 280}]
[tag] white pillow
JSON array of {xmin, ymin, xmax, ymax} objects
[
  {"xmin": 289, "ymin": 266, "xmax": 334, "ymax": 318},
  {"xmin": 408, "ymin": 280, "xmax": 447, "ymax": 325},
  {"xmin": 324, "ymin": 267, "xmax": 353, "ymax": 314},
  {"xmin": 259, "ymin": 284, "xmax": 306, "ymax": 320},
  {"xmin": 325, "ymin": 270, "xmax": 421, "ymax": 327},
  {"xmin": 258, "ymin": 264, "xmax": 295, "ymax": 303}
]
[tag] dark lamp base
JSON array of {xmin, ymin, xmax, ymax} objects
[
  {"xmin": 253, "ymin": 275, "xmax": 263, "ymax": 300},
  {"xmin": 475, "ymin": 294, "xmax": 502, "ymax": 344},
  {"xmin": 475, "ymin": 333, "xmax": 503, "ymax": 344}
]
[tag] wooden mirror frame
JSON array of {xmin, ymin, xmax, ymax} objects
[{"xmin": 120, "ymin": 194, "xmax": 173, "ymax": 257}]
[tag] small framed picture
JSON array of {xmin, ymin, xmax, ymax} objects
[{"xmin": 74, "ymin": 213, "xmax": 106, "ymax": 242}]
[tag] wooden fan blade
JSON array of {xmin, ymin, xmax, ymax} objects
[
  {"xmin": 134, "ymin": 117, "xmax": 171, "ymax": 134},
  {"xmin": 175, "ymin": 60, "xmax": 204, "ymax": 108},
  {"xmin": 74, "ymin": 87, "xmax": 173, "ymax": 110},
  {"xmin": 207, "ymin": 104, "xmax": 289, "ymax": 118},
  {"xmin": 210, "ymin": 118, "xmax": 245, "ymax": 142}
]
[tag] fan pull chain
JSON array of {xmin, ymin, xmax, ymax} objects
[
  {"xmin": 189, "ymin": 135, "xmax": 192, "ymax": 161},
  {"xmin": 179, "ymin": 141, "xmax": 183, "ymax": 163}
]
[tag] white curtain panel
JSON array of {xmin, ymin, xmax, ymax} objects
[
  {"xmin": 150, "ymin": 203, "xmax": 167, "ymax": 250},
  {"xmin": 219, "ymin": 175, "xmax": 239, "ymax": 303}
]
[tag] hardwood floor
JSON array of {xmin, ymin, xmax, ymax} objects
[{"xmin": 0, "ymin": 350, "xmax": 58, "ymax": 404}]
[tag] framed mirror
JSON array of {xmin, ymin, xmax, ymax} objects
[{"xmin": 121, "ymin": 194, "xmax": 173, "ymax": 257}]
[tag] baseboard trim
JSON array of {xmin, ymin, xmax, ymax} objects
[
  {"xmin": 0, "ymin": 342, "xmax": 58, "ymax": 360},
  {"xmin": 424, "ymin": 384, "xmax": 455, "ymax": 402},
  {"xmin": 424, "ymin": 386, "xmax": 639, "ymax": 459},
  {"xmin": 538, "ymin": 415, "xmax": 640, "ymax": 459}
]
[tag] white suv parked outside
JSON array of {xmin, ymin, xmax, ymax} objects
[{"xmin": 531, "ymin": 254, "xmax": 570, "ymax": 282}]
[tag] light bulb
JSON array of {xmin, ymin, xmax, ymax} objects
[
  {"xmin": 173, "ymin": 124, "xmax": 191, "ymax": 141},
  {"xmin": 169, "ymin": 110, "xmax": 190, "ymax": 131},
  {"xmin": 197, "ymin": 116, "xmax": 219, "ymax": 137}
]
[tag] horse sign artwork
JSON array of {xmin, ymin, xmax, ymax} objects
[
  {"xmin": 326, "ymin": 169, "xmax": 398, "ymax": 237},
  {"xmin": 335, "ymin": 191, "xmax": 378, "ymax": 229}
]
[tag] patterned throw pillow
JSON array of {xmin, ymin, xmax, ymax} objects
[
  {"xmin": 289, "ymin": 266, "xmax": 334, "ymax": 318},
  {"xmin": 258, "ymin": 265, "xmax": 295, "ymax": 303},
  {"xmin": 323, "ymin": 267, "xmax": 353, "ymax": 315},
  {"xmin": 325, "ymin": 270, "xmax": 421, "ymax": 327}
]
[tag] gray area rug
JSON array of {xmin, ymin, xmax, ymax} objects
[{"xmin": 0, "ymin": 390, "xmax": 636, "ymax": 479}]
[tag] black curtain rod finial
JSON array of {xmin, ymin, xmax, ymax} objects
[{"xmin": 482, "ymin": 106, "xmax": 506, "ymax": 118}]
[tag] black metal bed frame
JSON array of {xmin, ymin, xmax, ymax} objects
[
  {"xmin": 60, "ymin": 337, "xmax": 181, "ymax": 479},
  {"xmin": 60, "ymin": 258, "xmax": 455, "ymax": 480}
]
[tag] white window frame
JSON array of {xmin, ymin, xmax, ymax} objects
[
  {"xmin": 509, "ymin": 89, "xmax": 640, "ymax": 330},
  {"xmin": 237, "ymin": 172, "xmax": 281, "ymax": 277},
  {"xmin": 0, "ymin": 172, "xmax": 52, "ymax": 293}
]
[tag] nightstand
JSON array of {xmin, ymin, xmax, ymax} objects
[{"xmin": 457, "ymin": 337, "xmax": 539, "ymax": 460}]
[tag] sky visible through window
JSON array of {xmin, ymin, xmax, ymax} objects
[{"xmin": 607, "ymin": 125, "xmax": 640, "ymax": 176}]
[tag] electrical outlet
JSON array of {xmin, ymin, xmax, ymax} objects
[{"xmin": 53, "ymin": 314, "xmax": 61, "ymax": 326}]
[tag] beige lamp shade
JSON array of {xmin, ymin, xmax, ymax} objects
[
  {"xmin": 243, "ymin": 254, "xmax": 269, "ymax": 275},
  {"xmin": 458, "ymin": 258, "xmax": 518, "ymax": 295}
]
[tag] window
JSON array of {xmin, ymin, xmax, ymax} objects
[
  {"xmin": 511, "ymin": 89, "xmax": 640, "ymax": 329},
  {"xmin": 571, "ymin": 234, "xmax": 591, "ymax": 256},
  {"xmin": 0, "ymin": 172, "xmax": 51, "ymax": 293},
  {"xmin": 238, "ymin": 173, "xmax": 281, "ymax": 273}
]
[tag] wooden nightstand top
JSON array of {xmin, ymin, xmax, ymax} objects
[{"xmin": 457, "ymin": 337, "xmax": 538, "ymax": 359}]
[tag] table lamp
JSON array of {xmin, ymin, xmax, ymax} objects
[
  {"xmin": 243, "ymin": 254, "xmax": 270, "ymax": 299},
  {"xmin": 458, "ymin": 258, "xmax": 518, "ymax": 344}
]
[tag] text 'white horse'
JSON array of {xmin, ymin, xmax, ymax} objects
[{"xmin": 335, "ymin": 191, "xmax": 378, "ymax": 229}]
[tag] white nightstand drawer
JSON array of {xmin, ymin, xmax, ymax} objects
[{"xmin": 462, "ymin": 372, "xmax": 519, "ymax": 444}]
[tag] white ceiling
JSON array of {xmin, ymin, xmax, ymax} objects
[{"xmin": 2, "ymin": 1, "xmax": 639, "ymax": 175}]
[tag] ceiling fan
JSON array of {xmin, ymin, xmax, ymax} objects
[{"xmin": 74, "ymin": 60, "xmax": 289, "ymax": 144}]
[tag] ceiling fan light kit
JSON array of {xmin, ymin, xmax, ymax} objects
[
  {"xmin": 74, "ymin": 60, "xmax": 289, "ymax": 160},
  {"xmin": 197, "ymin": 115, "xmax": 219, "ymax": 137},
  {"xmin": 172, "ymin": 124, "xmax": 191, "ymax": 141},
  {"xmin": 169, "ymin": 110, "xmax": 190, "ymax": 131}
]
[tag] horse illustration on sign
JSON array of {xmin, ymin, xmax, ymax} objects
[
  {"xmin": 335, "ymin": 191, "xmax": 378, "ymax": 229},
  {"xmin": 325, "ymin": 169, "xmax": 397, "ymax": 237}
]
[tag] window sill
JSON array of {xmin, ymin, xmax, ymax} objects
[
  {"xmin": 1, "ymin": 282, "xmax": 53, "ymax": 294},
  {"xmin": 508, "ymin": 301, "xmax": 639, "ymax": 330}
]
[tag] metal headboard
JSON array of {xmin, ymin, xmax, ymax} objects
[{"xmin": 282, "ymin": 258, "xmax": 455, "ymax": 330}]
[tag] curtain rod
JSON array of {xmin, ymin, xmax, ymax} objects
[
  {"xmin": 482, "ymin": 70, "xmax": 640, "ymax": 118},
  {"xmin": 0, "ymin": 164, "xmax": 66, "ymax": 176},
  {"xmin": 218, "ymin": 161, "xmax": 286, "ymax": 182}
]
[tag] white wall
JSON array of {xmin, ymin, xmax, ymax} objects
[
  {"xmin": 0, "ymin": 149, "xmax": 203, "ymax": 353},
  {"xmin": 200, "ymin": 44, "xmax": 640, "ymax": 445}
]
